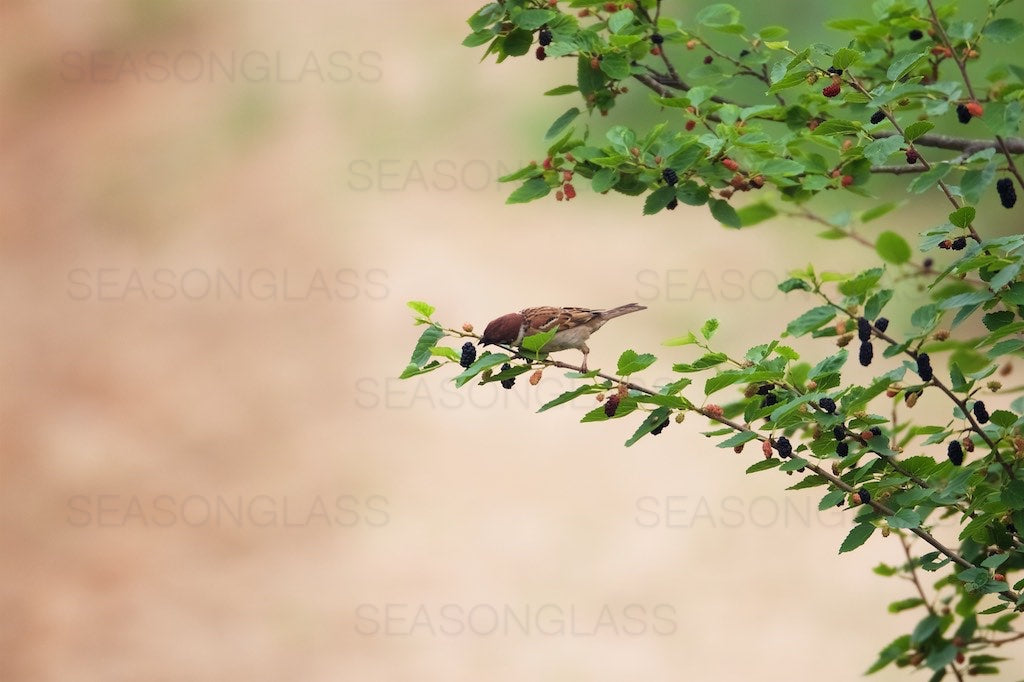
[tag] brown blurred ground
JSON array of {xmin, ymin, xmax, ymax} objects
[{"xmin": 0, "ymin": 2, "xmax": 1001, "ymax": 681}]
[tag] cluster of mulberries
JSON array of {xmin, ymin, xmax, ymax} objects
[
  {"xmin": 997, "ymin": 178, "xmax": 1017, "ymax": 208},
  {"xmin": 973, "ymin": 400, "xmax": 989, "ymax": 424},
  {"xmin": 662, "ymin": 168, "xmax": 678, "ymax": 186},
  {"xmin": 774, "ymin": 436, "xmax": 793, "ymax": 458},
  {"xmin": 460, "ymin": 342, "xmax": 477, "ymax": 368},
  {"xmin": 916, "ymin": 353, "xmax": 933, "ymax": 382},
  {"xmin": 859, "ymin": 341, "xmax": 874, "ymax": 366},
  {"xmin": 947, "ymin": 439, "xmax": 964, "ymax": 466},
  {"xmin": 870, "ymin": 110, "xmax": 886, "ymax": 125},
  {"xmin": 819, "ymin": 397, "xmax": 837, "ymax": 414},
  {"xmin": 499, "ymin": 363, "xmax": 516, "ymax": 389}
]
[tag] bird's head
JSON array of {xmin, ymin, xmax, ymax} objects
[{"xmin": 479, "ymin": 312, "xmax": 525, "ymax": 346}]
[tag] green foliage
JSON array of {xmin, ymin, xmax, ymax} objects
[{"xmin": 403, "ymin": 0, "xmax": 1024, "ymax": 677}]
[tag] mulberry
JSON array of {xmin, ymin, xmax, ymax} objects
[
  {"xmin": 857, "ymin": 316, "xmax": 872, "ymax": 342},
  {"xmin": 973, "ymin": 400, "xmax": 989, "ymax": 424},
  {"xmin": 604, "ymin": 394, "xmax": 620, "ymax": 417},
  {"xmin": 956, "ymin": 103, "xmax": 972, "ymax": 124},
  {"xmin": 499, "ymin": 363, "xmax": 516, "ymax": 389},
  {"xmin": 822, "ymin": 81, "xmax": 841, "ymax": 98},
  {"xmin": 870, "ymin": 110, "xmax": 886, "ymax": 124},
  {"xmin": 774, "ymin": 436, "xmax": 793, "ymax": 458},
  {"xmin": 666, "ymin": 198, "xmax": 679, "ymax": 210},
  {"xmin": 662, "ymin": 168, "xmax": 679, "ymax": 186},
  {"xmin": 906, "ymin": 149, "xmax": 920, "ymax": 164},
  {"xmin": 951, "ymin": 236, "xmax": 967, "ymax": 250},
  {"xmin": 997, "ymin": 178, "xmax": 1017, "ymax": 208},
  {"xmin": 650, "ymin": 32, "xmax": 664, "ymax": 45},
  {"xmin": 459, "ymin": 342, "xmax": 477, "ymax": 368},
  {"xmin": 819, "ymin": 397, "xmax": 837, "ymax": 414},
  {"xmin": 908, "ymin": 29, "xmax": 924, "ymax": 40},
  {"xmin": 875, "ymin": 317, "xmax": 889, "ymax": 333},
  {"xmin": 536, "ymin": 46, "xmax": 546, "ymax": 60},
  {"xmin": 651, "ymin": 418, "xmax": 670, "ymax": 435},
  {"xmin": 833, "ymin": 425, "xmax": 846, "ymax": 441},
  {"xmin": 916, "ymin": 353, "xmax": 933, "ymax": 382},
  {"xmin": 947, "ymin": 439, "xmax": 964, "ymax": 466},
  {"xmin": 538, "ymin": 27, "xmax": 553, "ymax": 46},
  {"xmin": 859, "ymin": 341, "xmax": 874, "ymax": 366},
  {"xmin": 836, "ymin": 441, "xmax": 849, "ymax": 457}
]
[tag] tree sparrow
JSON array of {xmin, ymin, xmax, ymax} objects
[{"xmin": 479, "ymin": 303, "xmax": 647, "ymax": 372}]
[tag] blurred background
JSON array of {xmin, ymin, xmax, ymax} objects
[{"xmin": 2, "ymin": 1, "xmax": 1022, "ymax": 680}]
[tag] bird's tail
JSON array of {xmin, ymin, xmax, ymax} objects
[{"xmin": 601, "ymin": 303, "xmax": 647, "ymax": 319}]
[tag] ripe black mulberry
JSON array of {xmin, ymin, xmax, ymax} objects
[
  {"xmin": 651, "ymin": 418, "xmax": 670, "ymax": 435},
  {"xmin": 997, "ymin": 178, "xmax": 1017, "ymax": 208},
  {"xmin": 947, "ymin": 439, "xmax": 964, "ymax": 466},
  {"xmin": 500, "ymin": 363, "xmax": 516, "ymax": 389},
  {"xmin": 857, "ymin": 316, "xmax": 872, "ymax": 342},
  {"xmin": 870, "ymin": 110, "xmax": 886, "ymax": 124},
  {"xmin": 538, "ymin": 27, "xmax": 553, "ymax": 46},
  {"xmin": 819, "ymin": 397, "xmax": 837, "ymax": 414},
  {"xmin": 973, "ymin": 400, "xmax": 989, "ymax": 424},
  {"xmin": 662, "ymin": 168, "xmax": 678, "ymax": 186},
  {"xmin": 460, "ymin": 342, "xmax": 477, "ymax": 368},
  {"xmin": 874, "ymin": 317, "xmax": 889, "ymax": 332},
  {"xmin": 956, "ymin": 103, "xmax": 972, "ymax": 124},
  {"xmin": 836, "ymin": 441, "xmax": 849, "ymax": 457},
  {"xmin": 859, "ymin": 341, "xmax": 874, "ymax": 366},
  {"xmin": 908, "ymin": 29, "xmax": 924, "ymax": 40},
  {"xmin": 916, "ymin": 353, "xmax": 933, "ymax": 382},
  {"xmin": 774, "ymin": 436, "xmax": 793, "ymax": 458},
  {"xmin": 650, "ymin": 32, "xmax": 664, "ymax": 45}
]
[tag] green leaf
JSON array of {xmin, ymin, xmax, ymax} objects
[
  {"xmin": 577, "ymin": 55, "xmax": 606, "ymax": 96},
  {"xmin": 819, "ymin": 489, "xmax": 845, "ymax": 510},
  {"xmin": 506, "ymin": 177, "xmax": 551, "ymax": 204},
  {"xmin": 983, "ymin": 17, "xmax": 1024, "ymax": 43},
  {"xmin": 608, "ymin": 8, "xmax": 635, "ymax": 33},
  {"xmin": 592, "ymin": 168, "xmax": 619, "ymax": 193},
  {"xmin": 399, "ymin": 360, "xmax": 443, "ymax": 379},
  {"xmin": 861, "ymin": 202, "xmax": 901, "ymax": 222},
  {"xmin": 989, "ymin": 409, "xmax": 1018, "ymax": 428},
  {"xmin": 546, "ymin": 107, "xmax": 580, "ymax": 140},
  {"xmin": 644, "ymin": 185, "xmax": 678, "ymax": 215},
  {"xmin": 701, "ymin": 318, "xmax": 719, "ymax": 340},
  {"xmin": 886, "ymin": 50, "xmax": 928, "ymax": 81},
  {"xmin": 767, "ymin": 68, "xmax": 812, "ymax": 93},
  {"xmin": 696, "ymin": 3, "xmax": 740, "ymax": 28},
  {"xmin": 832, "ymin": 47, "xmax": 862, "ymax": 70},
  {"xmin": 908, "ymin": 163, "xmax": 951, "ymax": 193},
  {"xmin": 736, "ymin": 201, "xmax": 778, "ymax": 226},
  {"xmin": 887, "ymin": 508, "xmax": 922, "ymax": 529},
  {"xmin": 543, "ymin": 84, "xmax": 579, "ymax": 96},
  {"xmin": 981, "ymin": 553, "xmax": 1009, "ymax": 569},
  {"xmin": 876, "ymin": 231, "xmax": 911, "ymax": 264},
  {"xmin": 809, "ymin": 350, "xmax": 848, "ymax": 379},
  {"xmin": 1002, "ymin": 480, "xmax": 1024, "ymax": 510},
  {"xmin": 903, "ymin": 120, "xmax": 935, "ymax": 141},
  {"xmin": 786, "ymin": 306, "xmax": 836, "ymax": 337},
  {"xmin": 410, "ymin": 325, "xmax": 445, "ymax": 367},
  {"xmin": 618, "ymin": 349, "xmax": 657, "ymax": 375},
  {"xmin": 865, "ymin": 289, "xmax": 894, "ymax": 320},
  {"xmin": 811, "ymin": 119, "xmax": 861, "ymax": 136},
  {"xmin": 407, "ymin": 300, "xmax": 436, "ymax": 320},
  {"xmin": 888, "ymin": 598, "xmax": 926, "ymax": 613},
  {"xmin": 746, "ymin": 459, "xmax": 780, "ymax": 474},
  {"xmin": 522, "ymin": 327, "xmax": 558, "ymax": 353},
  {"xmin": 962, "ymin": 164, "xmax": 996, "ymax": 205},
  {"xmin": 462, "ymin": 30, "xmax": 495, "ymax": 48},
  {"xmin": 453, "ymin": 352, "xmax": 510, "ymax": 387},
  {"xmin": 863, "ymin": 135, "xmax": 904, "ymax": 165},
  {"xmin": 939, "ymin": 290, "xmax": 994, "ymax": 309},
  {"xmin": 958, "ymin": 567, "xmax": 991, "ymax": 591},
  {"xmin": 599, "ymin": 52, "xmax": 630, "ymax": 80},
  {"xmin": 663, "ymin": 332, "xmax": 699, "ymax": 346},
  {"xmin": 502, "ymin": 28, "xmax": 533, "ymax": 57},
  {"xmin": 948, "ymin": 206, "xmax": 976, "ymax": 228},
  {"xmin": 429, "ymin": 346, "xmax": 460, "ymax": 363},
  {"xmin": 911, "ymin": 614, "xmax": 941, "ymax": 645},
  {"xmin": 709, "ymin": 198, "xmax": 741, "ymax": 228},
  {"xmin": 839, "ymin": 267, "xmax": 884, "ymax": 297},
  {"xmin": 840, "ymin": 523, "xmax": 876, "ymax": 553},
  {"xmin": 513, "ymin": 8, "xmax": 556, "ymax": 30},
  {"xmin": 866, "ymin": 634, "xmax": 911, "ymax": 674},
  {"xmin": 717, "ymin": 430, "xmax": 759, "ymax": 448},
  {"xmin": 625, "ymin": 407, "xmax": 672, "ymax": 447},
  {"xmin": 539, "ymin": 384, "xmax": 602, "ymax": 412}
]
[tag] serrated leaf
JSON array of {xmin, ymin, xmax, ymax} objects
[
  {"xmin": 949, "ymin": 206, "xmax": 976, "ymax": 228},
  {"xmin": 618, "ymin": 349, "xmax": 657, "ymax": 375},
  {"xmin": 983, "ymin": 17, "xmax": 1024, "ymax": 43},
  {"xmin": 663, "ymin": 332, "xmax": 699, "ymax": 346},
  {"xmin": 506, "ymin": 177, "xmax": 551, "ymax": 204},
  {"xmin": 786, "ymin": 306, "xmax": 836, "ymax": 337},
  {"xmin": 538, "ymin": 384, "xmax": 601, "ymax": 412},
  {"xmin": 522, "ymin": 327, "xmax": 558, "ymax": 353},
  {"xmin": 887, "ymin": 51, "xmax": 928, "ymax": 81},
  {"xmin": 746, "ymin": 459, "xmax": 780, "ymax": 474},
  {"xmin": 812, "ymin": 119, "xmax": 861, "ymax": 136},
  {"xmin": 736, "ymin": 201, "xmax": 778, "ymax": 226},
  {"xmin": 543, "ymin": 84, "xmax": 579, "ymax": 96},
  {"xmin": 608, "ymin": 8, "xmax": 635, "ymax": 34},
  {"xmin": 644, "ymin": 185, "xmax": 678, "ymax": 214},
  {"xmin": 863, "ymin": 135, "xmax": 905, "ymax": 165},
  {"xmin": 833, "ymin": 47, "xmax": 862, "ymax": 70},
  {"xmin": 410, "ymin": 325, "xmax": 445, "ymax": 367},
  {"xmin": 701, "ymin": 318, "xmax": 719, "ymax": 340},
  {"xmin": 709, "ymin": 198, "xmax": 741, "ymax": 228},
  {"xmin": 887, "ymin": 508, "xmax": 922, "ymax": 529},
  {"xmin": 407, "ymin": 300, "xmax": 436, "ymax": 320},
  {"xmin": 903, "ymin": 120, "xmax": 935, "ymax": 141},
  {"xmin": 592, "ymin": 168, "xmax": 619, "ymax": 193},
  {"xmin": 718, "ymin": 430, "xmax": 759, "ymax": 448},
  {"xmin": 453, "ymin": 352, "xmax": 510, "ymax": 387},
  {"xmin": 861, "ymin": 201, "xmax": 901, "ymax": 222},
  {"xmin": 513, "ymin": 8, "xmax": 556, "ymax": 30},
  {"xmin": 840, "ymin": 523, "xmax": 876, "ymax": 553}
]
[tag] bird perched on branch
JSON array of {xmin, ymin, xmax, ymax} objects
[{"xmin": 479, "ymin": 303, "xmax": 647, "ymax": 372}]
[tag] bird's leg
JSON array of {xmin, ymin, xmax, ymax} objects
[{"xmin": 580, "ymin": 343, "xmax": 590, "ymax": 373}]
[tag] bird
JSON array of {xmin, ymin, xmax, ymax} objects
[{"xmin": 479, "ymin": 303, "xmax": 647, "ymax": 372}]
